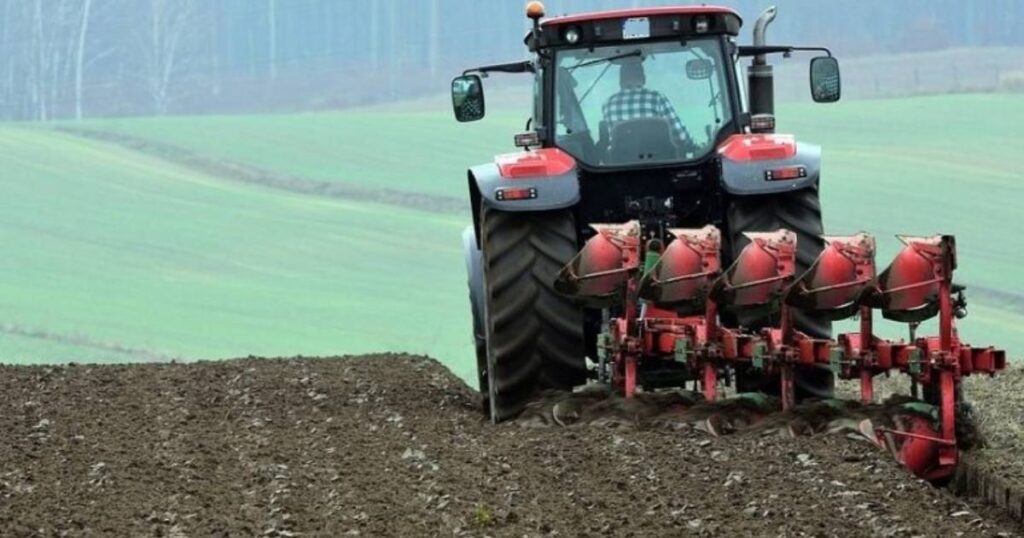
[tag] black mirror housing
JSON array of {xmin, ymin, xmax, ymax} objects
[
  {"xmin": 451, "ymin": 74, "xmax": 486, "ymax": 122},
  {"xmin": 809, "ymin": 56, "xmax": 840, "ymax": 103}
]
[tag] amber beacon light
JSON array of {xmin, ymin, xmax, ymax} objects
[{"xmin": 526, "ymin": 1, "xmax": 545, "ymax": 20}]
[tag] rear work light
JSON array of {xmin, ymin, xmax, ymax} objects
[
  {"xmin": 750, "ymin": 113, "xmax": 776, "ymax": 133},
  {"xmin": 765, "ymin": 166, "xmax": 807, "ymax": 181},
  {"xmin": 495, "ymin": 187, "xmax": 538, "ymax": 201},
  {"xmin": 514, "ymin": 131, "xmax": 540, "ymax": 149},
  {"xmin": 564, "ymin": 25, "xmax": 581, "ymax": 44},
  {"xmin": 694, "ymin": 16, "xmax": 710, "ymax": 33}
]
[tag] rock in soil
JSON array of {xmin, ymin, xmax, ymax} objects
[{"xmin": 0, "ymin": 355, "xmax": 1018, "ymax": 537}]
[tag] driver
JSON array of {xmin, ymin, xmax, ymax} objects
[{"xmin": 601, "ymin": 59, "xmax": 688, "ymax": 144}]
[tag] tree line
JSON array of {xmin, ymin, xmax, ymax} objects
[{"xmin": 0, "ymin": 0, "xmax": 1020, "ymax": 121}]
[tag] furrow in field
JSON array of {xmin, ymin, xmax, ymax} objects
[
  {"xmin": 969, "ymin": 285, "xmax": 1024, "ymax": 317},
  {"xmin": 59, "ymin": 127, "xmax": 466, "ymax": 215},
  {"xmin": 0, "ymin": 322, "xmax": 185, "ymax": 362}
]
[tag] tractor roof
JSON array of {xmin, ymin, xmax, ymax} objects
[
  {"xmin": 541, "ymin": 6, "xmax": 742, "ymax": 28},
  {"xmin": 528, "ymin": 5, "xmax": 743, "ymax": 50}
]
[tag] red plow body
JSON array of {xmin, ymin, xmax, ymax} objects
[{"xmin": 556, "ymin": 223, "xmax": 1005, "ymax": 481}]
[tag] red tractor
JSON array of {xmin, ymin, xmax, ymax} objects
[{"xmin": 452, "ymin": 3, "xmax": 1003, "ymax": 480}]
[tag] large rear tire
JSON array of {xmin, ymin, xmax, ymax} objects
[
  {"xmin": 480, "ymin": 206, "xmax": 586, "ymax": 422},
  {"xmin": 473, "ymin": 335, "xmax": 489, "ymax": 415},
  {"xmin": 725, "ymin": 187, "xmax": 834, "ymax": 398},
  {"xmin": 463, "ymin": 227, "xmax": 491, "ymax": 415}
]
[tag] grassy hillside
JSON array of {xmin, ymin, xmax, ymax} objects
[
  {"xmin": 778, "ymin": 95, "xmax": 1024, "ymax": 350},
  {"xmin": 0, "ymin": 128, "xmax": 476, "ymax": 380},
  {"xmin": 77, "ymin": 107, "xmax": 518, "ymax": 198},
  {"xmin": 1, "ymin": 93, "xmax": 1020, "ymax": 384},
  {"xmin": 79, "ymin": 94, "xmax": 1024, "ymax": 357},
  {"xmin": 81, "ymin": 95, "xmax": 1024, "ymax": 286}
]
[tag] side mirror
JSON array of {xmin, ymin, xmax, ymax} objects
[
  {"xmin": 451, "ymin": 74, "xmax": 485, "ymax": 122},
  {"xmin": 809, "ymin": 56, "xmax": 841, "ymax": 103},
  {"xmin": 685, "ymin": 59, "xmax": 713, "ymax": 80}
]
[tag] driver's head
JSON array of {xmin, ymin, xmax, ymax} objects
[{"xmin": 619, "ymin": 60, "xmax": 646, "ymax": 89}]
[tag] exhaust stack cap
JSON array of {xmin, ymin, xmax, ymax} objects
[{"xmin": 752, "ymin": 6, "xmax": 778, "ymax": 65}]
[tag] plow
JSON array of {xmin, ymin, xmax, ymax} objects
[
  {"xmin": 554, "ymin": 224, "xmax": 1004, "ymax": 480},
  {"xmin": 451, "ymin": 1, "xmax": 1008, "ymax": 484}
]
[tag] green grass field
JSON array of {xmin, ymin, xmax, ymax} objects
[
  {"xmin": 0, "ymin": 128, "xmax": 475, "ymax": 379},
  {"xmin": 77, "ymin": 106, "xmax": 520, "ymax": 198},
  {"xmin": 81, "ymin": 95, "xmax": 1024, "ymax": 294},
  {"xmin": 1, "ymin": 93, "xmax": 1021, "ymax": 385}
]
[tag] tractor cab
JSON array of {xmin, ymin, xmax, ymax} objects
[
  {"xmin": 452, "ymin": 4, "xmax": 840, "ymax": 171},
  {"xmin": 533, "ymin": 6, "xmax": 750, "ymax": 169}
]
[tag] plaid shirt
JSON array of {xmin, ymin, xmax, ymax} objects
[{"xmin": 602, "ymin": 88, "xmax": 687, "ymax": 141}]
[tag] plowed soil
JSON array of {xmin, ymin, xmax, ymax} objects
[
  {"xmin": 964, "ymin": 368, "xmax": 1024, "ymax": 481},
  {"xmin": 0, "ymin": 355, "xmax": 1018, "ymax": 537}
]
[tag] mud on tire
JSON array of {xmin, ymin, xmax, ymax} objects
[{"xmin": 480, "ymin": 206, "xmax": 586, "ymax": 422}]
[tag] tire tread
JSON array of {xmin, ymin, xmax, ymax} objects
[{"xmin": 480, "ymin": 207, "xmax": 585, "ymax": 421}]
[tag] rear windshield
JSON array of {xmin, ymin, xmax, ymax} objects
[{"xmin": 553, "ymin": 37, "xmax": 733, "ymax": 167}]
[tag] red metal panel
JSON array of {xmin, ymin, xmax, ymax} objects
[
  {"xmin": 898, "ymin": 416, "xmax": 943, "ymax": 479},
  {"xmin": 969, "ymin": 347, "xmax": 1004, "ymax": 374},
  {"xmin": 717, "ymin": 134, "xmax": 797, "ymax": 162},
  {"xmin": 787, "ymin": 234, "xmax": 875, "ymax": 319},
  {"xmin": 721, "ymin": 331, "xmax": 737, "ymax": 359},
  {"xmin": 839, "ymin": 332, "xmax": 863, "ymax": 356},
  {"xmin": 641, "ymin": 226, "xmax": 720, "ymax": 309},
  {"xmin": 797, "ymin": 338, "xmax": 815, "ymax": 363},
  {"xmin": 874, "ymin": 338, "xmax": 892, "ymax": 369},
  {"xmin": 939, "ymin": 371, "xmax": 957, "ymax": 468},
  {"xmin": 715, "ymin": 230, "xmax": 796, "ymax": 308},
  {"xmin": 656, "ymin": 333, "xmax": 675, "ymax": 354},
  {"xmin": 703, "ymin": 363, "xmax": 717, "ymax": 402},
  {"xmin": 860, "ymin": 369, "xmax": 874, "ymax": 403},
  {"xmin": 495, "ymin": 148, "xmax": 575, "ymax": 179},
  {"xmin": 555, "ymin": 221, "xmax": 639, "ymax": 301},
  {"xmin": 958, "ymin": 348, "xmax": 974, "ymax": 376}
]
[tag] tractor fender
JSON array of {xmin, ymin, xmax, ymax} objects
[
  {"xmin": 467, "ymin": 148, "xmax": 580, "ymax": 243},
  {"xmin": 462, "ymin": 225, "xmax": 485, "ymax": 341},
  {"xmin": 718, "ymin": 134, "xmax": 821, "ymax": 195}
]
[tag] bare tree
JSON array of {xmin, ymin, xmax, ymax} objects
[
  {"xmin": 24, "ymin": 0, "xmax": 76, "ymax": 121},
  {"xmin": 0, "ymin": 0, "xmax": 1020, "ymax": 121},
  {"xmin": 267, "ymin": 0, "xmax": 277, "ymax": 80},
  {"xmin": 369, "ymin": 0, "xmax": 379, "ymax": 73},
  {"xmin": 138, "ymin": 0, "xmax": 197, "ymax": 115},
  {"xmin": 429, "ymin": 0, "xmax": 440, "ymax": 79},
  {"xmin": 387, "ymin": 0, "xmax": 397, "ymax": 99},
  {"xmin": 0, "ymin": 0, "xmax": 17, "ymax": 118},
  {"xmin": 73, "ymin": 0, "xmax": 93, "ymax": 120},
  {"xmin": 31, "ymin": 0, "xmax": 46, "ymax": 120}
]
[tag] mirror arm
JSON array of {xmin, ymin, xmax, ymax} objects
[
  {"xmin": 789, "ymin": 46, "xmax": 833, "ymax": 57},
  {"xmin": 738, "ymin": 45, "xmax": 833, "ymax": 58},
  {"xmin": 463, "ymin": 61, "xmax": 535, "ymax": 76}
]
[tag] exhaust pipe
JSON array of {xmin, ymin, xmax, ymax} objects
[{"xmin": 748, "ymin": 6, "xmax": 777, "ymax": 118}]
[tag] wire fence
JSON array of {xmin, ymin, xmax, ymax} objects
[
  {"xmin": 2, "ymin": 46, "xmax": 1022, "ymax": 121},
  {"xmin": 772, "ymin": 47, "xmax": 1024, "ymax": 102}
]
